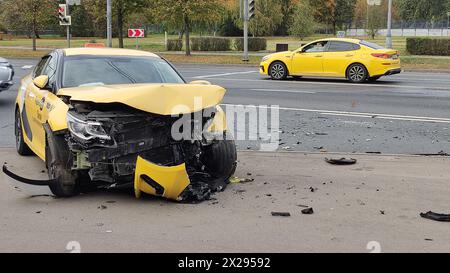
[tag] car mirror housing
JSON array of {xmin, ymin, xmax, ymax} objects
[
  {"xmin": 33, "ymin": 75, "xmax": 49, "ymax": 89},
  {"xmin": 189, "ymin": 80, "xmax": 212, "ymax": 85}
]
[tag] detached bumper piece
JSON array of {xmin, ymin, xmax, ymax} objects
[{"xmin": 134, "ymin": 156, "xmax": 191, "ymax": 201}]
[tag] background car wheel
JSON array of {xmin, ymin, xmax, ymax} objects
[
  {"xmin": 269, "ymin": 62, "xmax": 288, "ymax": 80},
  {"xmin": 368, "ymin": 76, "xmax": 381, "ymax": 82},
  {"xmin": 347, "ymin": 64, "xmax": 368, "ymax": 83},
  {"xmin": 15, "ymin": 109, "xmax": 33, "ymax": 156}
]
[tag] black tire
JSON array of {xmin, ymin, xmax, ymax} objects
[
  {"xmin": 269, "ymin": 61, "xmax": 288, "ymax": 80},
  {"xmin": 15, "ymin": 109, "xmax": 33, "ymax": 156},
  {"xmin": 202, "ymin": 139, "xmax": 237, "ymax": 184},
  {"xmin": 46, "ymin": 135, "xmax": 80, "ymax": 197},
  {"xmin": 368, "ymin": 76, "xmax": 381, "ymax": 82},
  {"xmin": 347, "ymin": 63, "xmax": 368, "ymax": 83}
]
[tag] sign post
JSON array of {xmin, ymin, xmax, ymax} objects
[{"xmin": 128, "ymin": 29, "xmax": 145, "ymax": 49}]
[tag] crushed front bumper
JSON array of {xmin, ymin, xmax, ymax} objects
[{"xmin": 134, "ymin": 156, "xmax": 191, "ymax": 201}]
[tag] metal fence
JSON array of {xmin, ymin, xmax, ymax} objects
[{"xmin": 347, "ymin": 20, "xmax": 450, "ymax": 37}]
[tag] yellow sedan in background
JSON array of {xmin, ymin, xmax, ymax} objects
[{"xmin": 260, "ymin": 38, "xmax": 401, "ymax": 83}]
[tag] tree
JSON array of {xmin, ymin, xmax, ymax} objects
[
  {"xmin": 0, "ymin": 0, "xmax": 57, "ymax": 50},
  {"xmin": 289, "ymin": 0, "xmax": 315, "ymax": 40},
  {"xmin": 154, "ymin": 0, "xmax": 223, "ymax": 56},
  {"xmin": 114, "ymin": 0, "xmax": 149, "ymax": 48},
  {"xmin": 397, "ymin": 0, "xmax": 449, "ymax": 23},
  {"xmin": 309, "ymin": 0, "xmax": 355, "ymax": 34}
]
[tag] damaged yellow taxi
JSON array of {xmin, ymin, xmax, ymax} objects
[{"xmin": 5, "ymin": 47, "xmax": 237, "ymax": 202}]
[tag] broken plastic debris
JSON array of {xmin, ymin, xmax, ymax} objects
[
  {"xmin": 229, "ymin": 176, "xmax": 254, "ymax": 184},
  {"xmin": 420, "ymin": 211, "xmax": 450, "ymax": 222},
  {"xmin": 271, "ymin": 212, "xmax": 291, "ymax": 217},
  {"xmin": 325, "ymin": 158, "xmax": 357, "ymax": 165},
  {"xmin": 301, "ymin": 208, "xmax": 314, "ymax": 215}
]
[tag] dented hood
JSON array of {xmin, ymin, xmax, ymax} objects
[{"xmin": 58, "ymin": 83, "xmax": 226, "ymax": 115}]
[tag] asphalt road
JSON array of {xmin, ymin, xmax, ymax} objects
[
  {"xmin": 1, "ymin": 59, "xmax": 450, "ymax": 253},
  {"xmin": 1, "ymin": 59, "xmax": 450, "ymax": 155}
]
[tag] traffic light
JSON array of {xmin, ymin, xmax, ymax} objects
[
  {"xmin": 248, "ymin": 0, "xmax": 255, "ymax": 20},
  {"xmin": 58, "ymin": 4, "xmax": 71, "ymax": 26}
]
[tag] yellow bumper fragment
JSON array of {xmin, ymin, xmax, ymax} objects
[{"xmin": 134, "ymin": 156, "xmax": 191, "ymax": 201}]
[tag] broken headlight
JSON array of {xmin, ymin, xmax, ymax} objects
[{"xmin": 67, "ymin": 112, "xmax": 111, "ymax": 141}]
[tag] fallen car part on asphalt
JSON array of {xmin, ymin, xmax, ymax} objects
[
  {"xmin": 325, "ymin": 158, "xmax": 357, "ymax": 165},
  {"xmin": 420, "ymin": 211, "xmax": 450, "ymax": 222},
  {"xmin": 271, "ymin": 212, "xmax": 291, "ymax": 217},
  {"xmin": 301, "ymin": 208, "xmax": 314, "ymax": 215},
  {"xmin": 2, "ymin": 165, "xmax": 54, "ymax": 186},
  {"xmin": 229, "ymin": 176, "xmax": 255, "ymax": 184}
]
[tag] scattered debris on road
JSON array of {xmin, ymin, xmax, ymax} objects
[
  {"xmin": 420, "ymin": 211, "xmax": 450, "ymax": 222},
  {"xmin": 325, "ymin": 158, "xmax": 357, "ymax": 165},
  {"xmin": 271, "ymin": 212, "xmax": 291, "ymax": 217},
  {"xmin": 229, "ymin": 176, "xmax": 255, "ymax": 184},
  {"xmin": 98, "ymin": 205, "xmax": 108, "ymax": 210},
  {"xmin": 301, "ymin": 208, "xmax": 314, "ymax": 215}
]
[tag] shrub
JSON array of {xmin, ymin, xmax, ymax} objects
[
  {"xmin": 166, "ymin": 39, "xmax": 183, "ymax": 51},
  {"xmin": 191, "ymin": 37, "xmax": 231, "ymax": 51},
  {"xmin": 233, "ymin": 37, "xmax": 267, "ymax": 51},
  {"xmin": 406, "ymin": 38, "xmax": 450, "ymax": 56}
]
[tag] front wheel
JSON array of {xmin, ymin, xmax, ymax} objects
[
  {"xmin": 269, "ymin": 62, "xmax": 288, "ymax": 80},
  {"xmin": 347, "ymin": 64, "xmax": 368, "ymax": 83}
]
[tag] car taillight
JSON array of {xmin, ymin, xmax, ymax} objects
[{"xmin": 371, "ymin": 53, "xmax": 392, "ymax": 59}]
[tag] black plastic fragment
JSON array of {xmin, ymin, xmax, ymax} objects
[
  {"xmin": 271, "ymin": 212, "xmax": 291, "ymax": 217},
  {"xmin": 325, "ymin": 158, "xmax": 357, "ymax": 165},
  {"xmin": 420, "ymin": 211, "xmax": 450, "ymax": 222},
  {"xmin": 2, "ymin": 165, "xmax": 53, "ymax": 186}
]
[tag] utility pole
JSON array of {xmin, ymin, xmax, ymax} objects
[
  {"xmin": 243, "ymin": 0, "xmax": 249, "ymax": 62},
  {"xmin": 66, "ymin": 0, "xmax": 71, "ymax": 48},
  {"xmin": 386, "ymin": 0, "xmax": 393, "ymax": 48},
  {"xmin": 107, "ymin": 0, "xmax": 113, "ymax": 47}
]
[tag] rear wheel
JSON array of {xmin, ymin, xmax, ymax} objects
[
  {"xmin": 347, "ymin": 64, "xmax": 368, "ymax": 83},
  {"xmin": 15, "ymin": 109, "xmax": 33, "ymax": 156},
  {"xmin": 269, "ymin": 62, "xmax": 288, "ymax": 80}
]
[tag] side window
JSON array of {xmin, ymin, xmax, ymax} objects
[
  {"xmin": 328, "ymin": 42, "xmax": 359, "ymax": 52},
  {"xmin": 33, "ymin": 56, "xmax": 50, "ymax": 78},
  {"xmin": 42, "ymin": 56, "xmax": 57, "ymax": 84},
  {"xmin": 303, "ymin": 41, "xmax": 329, "ymax": 53}
]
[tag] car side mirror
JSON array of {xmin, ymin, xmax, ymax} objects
[
  {"xmin": 189, "ymin": 80, "xmax": 212, "ymax": 85},
  {"xmin": 33, "ymin": 75, "xmax": 49, "ymax": 89}
]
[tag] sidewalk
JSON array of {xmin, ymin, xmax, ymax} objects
[{"xmin": 1, "ymin": 147, "xmax": 449, "ymax": 252}]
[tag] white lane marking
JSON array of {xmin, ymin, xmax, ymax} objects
[
  {"xmin": 193, "ymin": 71, "xmax": 258, "ymax": 79},
  {"xmin": 21, "ymin": 65, "xmax": 33, "ymax": 69},
  {"xmin": 222, "ymin": 104, "xmax": 450, "ymax": 124},
  {"xmin": 211, "ymin": 78, "xmax": 450, "ymax": 90},
  {"xmin": 250, "ymin": 89, "xmax": 316, "ymax": 94}
]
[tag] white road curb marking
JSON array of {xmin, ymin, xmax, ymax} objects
[
  {"xmin": 250, "ymin": 89, "xmax": 316, "ymax": 94},
  {"xmin": 193, "ymin": 71, "xmax": 258, "ymax": 79},
  {"xmin": 222, "ymin": 104, "xmax": 450, "ymax": 124},
  {"xmin": 212, "ymin": 78, "xmax": 450, "ymax": 91}
]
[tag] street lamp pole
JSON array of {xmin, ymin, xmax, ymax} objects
[
  {"xmin": 107, "ymin": 0, "xmax": 113, "ymax": 47},
  {"xmin": 66, "ymin": 0, "xmax": 71, "ymax": 48},
  {"xmin": 386, "ymin": 0, "xmax": 393, "ymax": 48}
]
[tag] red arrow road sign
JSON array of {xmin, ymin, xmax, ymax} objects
[{"xmin": 128, "ymin": 29, "xmax": 145, "ymax": 38}]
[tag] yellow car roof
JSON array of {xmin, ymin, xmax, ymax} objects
[
  {"xmin": 314, "ymin": 38, "xmax": 361, "ymax": 44},
  {"xmin": 63, "ymin": 48, "xmax": 160, "ymax": 58}
]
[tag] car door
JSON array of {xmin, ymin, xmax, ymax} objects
[
  {"xmin": 24, "ymin": 55, "xmax": 57, "ymax": 159},
  {"xmin": 291, "ymin": 41, "xmax": 329, "ymax": 76},
  {"xmin": 322, "ymin": 41, "xmax": 361, "ymax": 77}
]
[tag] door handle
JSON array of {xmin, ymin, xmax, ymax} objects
[
  {"xmin": 315, "ymin": 55, "xmax": 323, "ymax": 58},
  {"xmin": 345, "ymin": 54, "xmax": 354, "ymax": 57}
]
